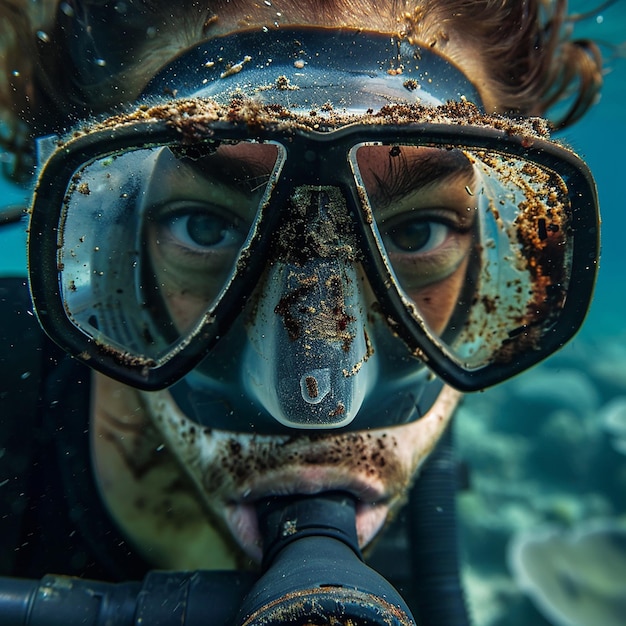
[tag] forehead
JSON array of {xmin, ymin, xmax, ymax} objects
[
  {"xmin": 151, "ymin": 142, "xmax": 279, "ymax": 179},
  {"xmin": 355, "ymin": 145, "xmax": 473, "ymax": 173}
]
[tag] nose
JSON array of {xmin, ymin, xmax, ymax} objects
[{"xmin": 242, "ymin": 186, "xmax": 377, "ymax": 429}]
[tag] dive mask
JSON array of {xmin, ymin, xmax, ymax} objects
[{"xmin": 28, "ymin": 29, "xmax": 599, "ymax": 432}]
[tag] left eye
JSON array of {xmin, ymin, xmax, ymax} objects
[
  {"xmin": 166, "ymin": 211, "xmax": 245, "ymax": 250},
  {"xmin": 383, "ymin": 220, "xmax": 449, "ymax": 254}
]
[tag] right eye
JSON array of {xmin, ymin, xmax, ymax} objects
[
  {"xmin": 146, "ymin": 202, "xmax": 252, "ymax": 310},
  {"xmin": 162, "ymin": 208, "xmax": 246, "ymax": 252}
]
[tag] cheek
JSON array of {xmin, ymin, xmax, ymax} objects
[
  {"xmin": 411, "ymin": 256, "xmax": 471, "ymax": 335},
  {"xmin": 383, "ymin": 384, "xmax": 461, "ymax": 474},
  {"xmin": 162, "ymin": 291, "xmax": 208, "ymax": 333},
  {"xmin": 146, "ymin": 236, "xmax": 215, "ymax": 333}
]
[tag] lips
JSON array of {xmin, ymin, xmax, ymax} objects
[{"xmin": 222, "ymin": 468, "xmax": 392, "ymax": 562}]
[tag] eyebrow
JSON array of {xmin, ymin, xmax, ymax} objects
[
  {"xmin": 175, "ymin": 148, "xmax": 275, "ymax": 194},
  {"xmin": 366, "ymin": 148, "xmax": 474, "ymax": 207}
]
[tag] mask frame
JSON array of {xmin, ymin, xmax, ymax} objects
[{"xmin": 28, "ymin": 99, "xmax": 599, "ymax": 392}]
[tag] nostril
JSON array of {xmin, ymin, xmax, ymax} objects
[{"xmin": 300, "ymin": 368, "xmax": 331, "ymax": 404}]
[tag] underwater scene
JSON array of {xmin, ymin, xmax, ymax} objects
[
  {"xmin": 0, "ymin": 3, "xmax": 624, "ymax": 626},
  {"xmin": 457, "ymin": 3, "xmax": 626, "ymax": 625}
]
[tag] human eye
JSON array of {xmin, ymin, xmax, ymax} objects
[
  {"xmin": 353, "ymin": 144, "xmax": 478, "ymax": 287},
  {"xmin": 381, "ymin": 212, "xmax": 454, "ymax": 255},
  {"xmin": 379, "ymin": 206, "xmax": 474, "ymax": 289},
  {"xmin": 146, "ymin": 198, "xmax": 253, "ymax": 299},
  {"xmin": 145, "ymin": 197, "xmax": 254, "ymax": 313},
  {"xmin": 156, "ymin": 202, "xmax": 247, "ymax": 256}
]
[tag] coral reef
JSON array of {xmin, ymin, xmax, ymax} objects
[
  {"xmin": 508, "ymin": 521, "xmax": 626, "ymax": 626},
  {"xmin": 457, "ymin": 336, "xmax": 626, "ymax": 626}
]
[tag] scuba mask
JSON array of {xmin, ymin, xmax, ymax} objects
[{"xmin": 28, "ymin": 29, "xmax": 600, "ymax": 433}]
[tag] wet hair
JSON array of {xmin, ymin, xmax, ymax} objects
[{"xmin": 0, "ymin": 0, "xmax": 607, "ymax": 181}]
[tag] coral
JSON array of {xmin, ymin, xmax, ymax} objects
[
  {"xmin": 508, "ymin": 520, "xmax": 626, "ymax": 626},
  {"xmin": 600, "ymin": 397, "xmax": 626, "ymax": 455}
]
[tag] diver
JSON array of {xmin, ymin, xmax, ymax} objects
[{"xmin": 0, "ymin": 1, "xmax": 603, "ymax": 625}]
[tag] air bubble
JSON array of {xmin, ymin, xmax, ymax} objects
[{"xmin": 60, "ymin": 2, "xmax": 74, "ymax": 17}]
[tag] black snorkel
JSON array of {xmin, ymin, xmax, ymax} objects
[
  {"xmin": 407, "ymin": 422, "xmax": 472, "ymax": 625},
  {"xmin": 240, "ymin": 491, "xmax": 415, "ymax": 626}
]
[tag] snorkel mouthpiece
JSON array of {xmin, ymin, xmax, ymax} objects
[{"xmin": 237, "ymin": 492, "xmax": 415, "ymax": 626}]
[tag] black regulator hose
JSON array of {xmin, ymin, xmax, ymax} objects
[
  {"xmin": 0, "ymin": 570, "xmax": 256, "ymax": 626},
  {"xmin": 407, "ymin": 422, "xmax": 472, "ymax": 626},
  {"xmin": 238, "ymin": 491, "xmax": 416, "ymax": 626}
]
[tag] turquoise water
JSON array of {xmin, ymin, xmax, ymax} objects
[
  {"xmin": 563, "ymin": 4, "xmax": 626, "ymax": 343},
  {"xmin": 0, "ymin": 4, "xmax": 624, "ymax": 626},
  {"xmin": 0, "ymin": 177, "xmax": 28, "ymax": 276},
  {"xmin": 456, "ymin": 6, "xmax": 626, "ymax": 624}
]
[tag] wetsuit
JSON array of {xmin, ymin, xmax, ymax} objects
[{"xmin": 0, "ymin": 276, "xmax": 151, "ymax": 580}]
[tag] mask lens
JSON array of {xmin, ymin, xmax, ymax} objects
[
  {"xmin": 58, "ymin": 140, "xmax": 282, "ymax": 361},
  {"xmin": 353, "ymin": 143, "xmax": 572, "ymax": 369}
]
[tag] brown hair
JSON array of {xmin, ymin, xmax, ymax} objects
[{"xmin": 0, "ymin": 0, "xmax": 605, "ymax": 180}]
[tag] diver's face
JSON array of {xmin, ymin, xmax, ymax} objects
[
  {"xmin": 144, "ymin": 143, "xmax": 477, "ymax": 337},
  {"xmin": 89, "ymin": 18, "xmax": 493, "ymax": 569},
  {"xmin": 93, "ymin": 373, "xmax": 461, "ymax": 567},
  {"xmin": 91, "ymin": 140, "xmax": 476, "ymax": 566}
]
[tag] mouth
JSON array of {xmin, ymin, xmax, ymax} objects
[{"xmin": 223, "ymin": 469, "xmax": 392, "ymax": 562}]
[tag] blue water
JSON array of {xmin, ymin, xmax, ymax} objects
[
  {"xmin": 455, "ymin": 6, "xmax": 626, "ymax": 623},
  {"xmin": 0, "ymin": 178, "xmax": 28, "ymax": 275},
  {"xmin": 560, "ymin": 1, "xmax": 626, "ymax": 341}
]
